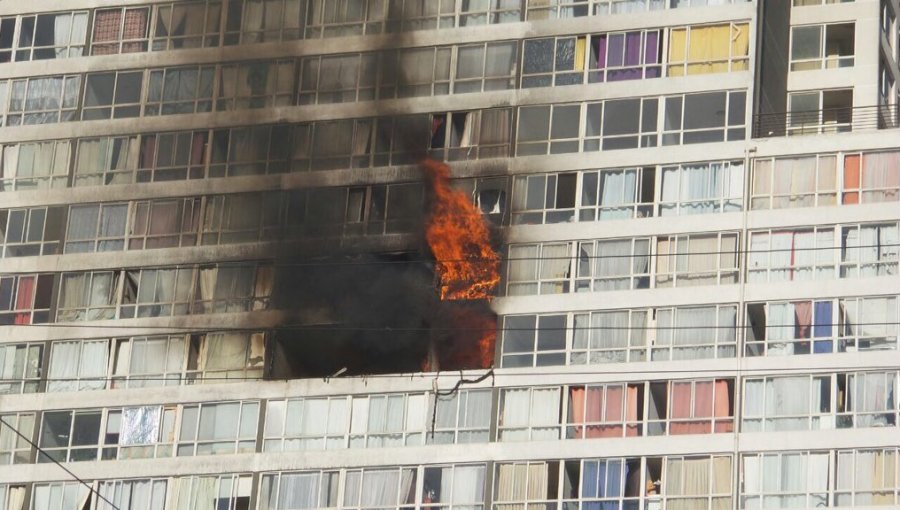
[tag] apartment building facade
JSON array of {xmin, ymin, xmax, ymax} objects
[{"xmin": 1, "ymin": 0, "xmax": 900, "ymax": 508}]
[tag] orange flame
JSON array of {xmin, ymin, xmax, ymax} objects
[{"xmin": 421, "ymin": 159, "xmax": 501, "ymax": 301}]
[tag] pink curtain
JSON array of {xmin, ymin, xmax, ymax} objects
[
  {"xmin": 713, "ymin": 380, "xmax": 733, "ymax": 432},
  {"xmin": 571, "ymin": 385, "xmax": 638, "ymax": 438},
  {"xmin": 13, "ymin": 276, "xmax": 35, "ymax": 325},
  {"xmin": 794, "ymin": 301, "xmax": 812, "ymax": 338}
]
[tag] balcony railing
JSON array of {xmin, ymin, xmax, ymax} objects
[{"xmin": 753, "ymin": 105, "xmax": 900, "ymax": 138}]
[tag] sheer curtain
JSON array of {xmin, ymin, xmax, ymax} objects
[
  {"xmin": 540, "ymin": 243, "xmax": 571, "ymax": 294},
  {"xmin": 277, "ymin": 473, "xmax": 319, "ymax": 509},
  {"xmin": 599, "ymin": 170, "xmax": 636, "ymax": 218},
  {"xmin": 765, "ymin": 377, "xmax": 809, "ymax": 430},
  {"xmin": 500, "ymin": 389, "xmax": 531, "ymax": 440},
  {"xmin": 47, "ymin": 341, "xmax": 80, "ymax": 392},
  {"xmin": 595, "ymin": 240, "xmax": 632, "ymax": 290}
]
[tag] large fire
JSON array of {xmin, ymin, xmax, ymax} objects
[{"xmin": 420, "ymin": 159, "xmax": 500, "ymax": 369}]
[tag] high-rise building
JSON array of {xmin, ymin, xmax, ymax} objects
[{"xmin": 1, "ymin": 0, "xmax": 899, "ymax": 508}]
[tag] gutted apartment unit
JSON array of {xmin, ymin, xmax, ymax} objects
[{"xmin": 1, "ymin": 0, "xmax": 900, "ymax": 509}]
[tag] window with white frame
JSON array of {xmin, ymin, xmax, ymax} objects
[
  {"xmin": 560, "ymin": 458, "xmax": 643, "ymax": 508},
  {"xmin": 840, "ymin": 222, "xmax": 899, "ymax": 277},
  {"xmin": 128, "ymin": 197, "xmax": 201, "ymax": 250},
  {"xmin": 654, "ymin": 304, "xmax": 737, "ymax": 361},
  {"xmin": 583, "ymin": 97, "xmax": 659, "ymax": 151},
  {"xmin": 145, "ymin": 66, "xmax": 215, "ymax": 115},
  {"xmin": 658, "ymin": 379, "xmax": 735, "ymax": 435},
  {"xmin": 304, "ymin": 0, "xmax": 387, "ymax": 38},
  {"xmin": 579, "ymin": 167, "xmax": 656, "ymax": 221},
  {"xmin": 388, "ymin": 0, "xmax": 458, "ymax": 31},
  {"xmin": 349, "ymin": 393, "xmax": 428, "ymax": 448},
  {"xmin": 5, "ymin": 75, "xmax": 81, "ymax": 125},
  {"xmin": 843, "ymin": 151, "xmax": 900, "ymax": 204},
  {"xmin": 745, "ymin": 299, "xmax": 838, "ymax": 356},
  {"xmin": 662, "ymin": 90, "xmax": 746, "ymax": 144},
  {"xmin": 577, "ymin": 237, "xmax": 652, "ymax": 291},
  {"xmin": 110, "ymin": 335, "xmax": 188, "ymax": 389},
  {"xmin": 659, "ymin": 161, "xmax": 743, "ymax": 215},
  {"xmin": 46, "ymin": 339, "xmax": 109, "ymax": 392},
  {"xmin": 30, "ymin": 482, "xmax": 89, "ymax": 510},
  {"xmin": 506, "ymin": 242, "xmax": 573, "ymax": 295},
  {"xmin": 64, "ymin": 203, "xmax": 129, "ymax": 253},
  {"xmin": 258, "ymin": 470, "xmax": 342, "ymax": 509},
  {"xmin": 516, "ymin": 103, "xmax": 583, "ymax": 156},
  {"xmin": 751, "ymin": 154, "xmax": 838, "ymax": 209},
  {"xmin": 571, "ymin": 308, "xmax": 650, "ymax": 364},
  {"xmin": 741, "ymin": 451, "xmax": 829, "ymax": 509},
  {"xmin": 421, "ymin": 464, "xmax": 486, "ymax": 509},
  {"xmin": 664, "ymin": 456, "xmax": 733, "ymax": 509},
  {"xmin": 73, "ymin": 136, "xmax": 140, "ymax": 187},
  {"xmin": 455, "ymin": 41, "xmax": 518, "ymax": 93},
  {"xmin": 38, "ymin": 409, "xmax": 105, "ymax": 462},
  {"xmin": 501, "ymin": 314, "xmax": 568, "ymax": 368},
  {"xmin": 656, "ymin": 232, "xmax": 740, "ymax": 287},
  {"xmin": 498, "ymin": 387, "xmax": 561, "ymax": 441},
  {"xmin": 139, "ymin": 130, "xmax": 209, "ymax": 182},
  {"xmin": 837, "ymin": 371, "xmax": 898, "ymax": 428},
  {"xmin": 566, "ymin": 383, "xmax": 642, "ymax": 439},
  {"xmin": 201, "ymin": 192, "xmax": 283, "ymax": 245},
  {"xmin": 223, "ymin": 0, "xmax": 305, "ymax": 45},
  {"xmin": 742, "ymin": 375, "xmax": 833, "ymax": 432},
  {"xmin": 835, "ymin": 448, "xmax": 900, "ymax": 506},
  {"xmin": 81, "ymin": 71, "xmax": 143, "ymax": 120},
  {"xmin": 0, "ymin": 12, "xmax": 88, "ymax": 63},
  {"xmin": 176, "ymin": 400, "xmax": 259, "ymax": 456},
  {"xmin": 56, "ymin": 270, "xmax": 120, "ymax": 321},
  {"xmin": 428, "ymin": 389, "xmax": 492, "ymax": 445},
  {"xmin": 747, "ymin": 227, "xmax": 836, "ymax": 283},
  {"xmin": 91, "ymin": 6, "xmax": 151, "ymax": 55},
  {"xmin": 791, "ymin": 23, "xmax": 855, "ymax": 71},
  {"xmin": 511, "ymin": 172, "xmax": 579, "ymax": 224},
  {"xmin": 218, "ymin": 59, "xmax": 296, "ymax": 110},
  {"xmin": 0, "ymin": 342, "xmax": 42, "ymax": 394},
  {"xmin": 429, "ymin": 109, "xmax": 512, "ymax": 162},
  {"xmin": 0, "ymin": 274, "xmax": 51, "ymax": 325},
  {"xmin": 121, "ymin": 266, "xmax": 195, "ymax": 319},
  {"xmin": 0, "ymin": 140, "xmax": 71, "ymax": 191},
  {"xmin": 0, "ymin": 206, "xmax": 65, "ymax": 257},
  {"xmin": 667, "ymin": 22, "xmax": 750, "ymax": 76},
  {"xmin": 340, "ymin": 183, "xmax": 425, "ymax": 236},
  {"xmin": 264, "ymin": 396, "xmax": 349, "ymax": 451},
  {"xmin": 0, "ymin": 412, "xmax": 34, "ymax": 464},
  {"xmin": 96, "ymin": 478, "xmax": 168, "ymax": 510},
  {"xmin": 150, "ymin": 1, "xmax": 223, "ymax": 51},
  {"xmin": 168, "ymin": 474, "xmax": 251, "ymax": 510},
  {"xmin": 839, "ymin": 295, "xmax": 899, "ymax": 352}
]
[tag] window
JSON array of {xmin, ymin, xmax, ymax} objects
[
  {"xmin": 177, "ymin": 401, "xmax": 259, "ymax": 456},
  {"xmin": 583, "ymin": 97, "xmax": 659, "ymax": 150},
  {"xmin": 378, "ymin": 47, "xmax": 452, "ymax": 99},
  {"xmin": 169, "ymin": 474, "xmax": 251, "ymax": 510},
  {"xmin": 210, "ymin": 125, "xmax": 289, "ymax": 177},
  {"xmin": 745, "ymin": 300, "xmax": 837, "ymax": 356},
  {"xmin": 791, "ymin": 23, "xmax": 855, "ymax": 70},
  {"xmin": 656, "ymin": 232, "xmax": 740, "ymax": 287},
  {"xmin": 350, "ymin": 393, "xmax": 428, "ymax": 447},
  {"xmin": 501, "ymin": 314, "xmax": 567, "ymax": 368},
  {"xmin": 110, "ymin": 335, "xmax": 188, "ymax": 389},
  {"xmin": 751, "ymin": 155, "xmax": 838, "ymax": 209},
  {"xmin": 460, "ymin": 0, "xmax": 521, "ymax": 26},
  {"xmin": 151, "ymin": 1, "xmax": 222, "ymax": 51},
  {"xmin": 47, "ymin": 339, "xmax": 109, "ymax": 393},
  {"xmin": 0, "ymin": 274, "xmax": 53, "ymax": 325},
  {"xmin": 516, "ymin": 104, "xmax": 583, "ymax": 155},
  {"xmin": 579, "ymin": 167, "xmax": 655, "ymax": 221},
  {"xmin": 0, "ymin": 343, "xmax": 42, "ymax": 394},
  {"xmin": 653, "ymin": 305, "xmax": 738, "ymax": 360},
  {"xmin": 38, "ymin": 409, "xmax": 104, "ymax": 462},
  {"xmin": 571, "ymin": 308, "xmax": 650, "ymax": 364},
  {"xmin": 455, "ymin": 41, "xmax": 518, "ymax": 93},
  {"xmin": 668, "ymin": 23, "xmax": 750, "ymax": 76},
  {"xmin": 258, "ymin": 470, "xmax": 342, "ymax": 509},
  {"xmin": 511, "ymin": 173, "xmax": 579, "ymax": 224},
  {"xmin": 81, "ymin": 71, "xmax": 143, "ymax": 120},
  {"xmin": 742, "ymin": 375, "xmax": 833, "ymax": 432},
  {"xmin": 96, "ymin": 479, "xmax": 168, "ymax": 509},
  {"xmin": 98, "ymin": 405, "xmax": 178, "ymax": 460},
  {"xmin": 31, "ymin": 483, "xmax": 89, "ymax": 510},
  {"xmin": 64, "ymin": 203, "xmax": 129, "ymax": 253},
  {"xmin": 429, "ymin": 389, "xmax": 492, "ymax": 444},
  {"xmin": 843, "ymin": 151, "xmax": 900, "ymax": 204},
  {"xmin": 0, "ymin": 12, "xmax": 88, "ymax": 63},
  {"xmin": 304, "ymin": 0, "xmax": 387, "ymax": 38},
  {"xmin": 421, "ymin": 464, "xmax": 486, "ymax": 509},
  {"xmin": 838, "ymin": 371, "xmax": 898, "ymax": 428},
  {"xmin": 192, "ymin": 263, "xmax": 273, "ymax": 313},
  {"xmin": 264, "ymin": 396, "xmax": 349, "ymax": 451},
  {"xmin": 840, "ymin": 295, "xmax": 899, "ymax": 352},
  {"xmin": 659, "ymin": 161, "xmax": 743, "ymax": 215},
  {"xmin": 495, "ymin": 461, "xmax": 559, "ymax": 509},
  {"xmin": 662, "ymin": 379, "xmax": 734, "ymax": 435},
  {"xmin": 506, "ymin": 242, "xmax": 573, "ymax": 295},
  {"xmin": 498, "ymin": 387, "xmax": 561, "ymax": 441},
  {"xmin": 128, "ymin": 198, "xmax": 201, "ymax": 249},
  {"xmin": 74, "ymin": 136, "xmax": 140, "ymax": 187},
  {"xmin": 526, "ymin": 0, "xmax": 590, "ymax": 19},
  {"xmin": 567, "ymin": 383, "xmax": 641, "ymax": 438},
  {"xmin": 836, "ymin": 449, "xmax": 900, "ymax": 506},
  {"xmin": 201, "ymin": 193, "xmax": 282, "ymax": 244},
  {"xmin": 0, "ymin": 412, "xmax": 34, "ymax": 464},
  {"xmin": 122, "ymin": 266, "xmax": 195, "ymax": 319},
  {"xmin": 56, "ymin": 270, "xmax": 120, "ymax": 321},
  {"xmin": 218, "ymin": 59, "xmax": 296, "ymax": 110},
  {"xmin": 340, "ymin": 182, "xmax": 425, "ymax": 236},
  {"xmin": 145, "ymin": 66, "xmax": 215, "ymax": 115},
  {"xmin": 522, "ymin": 36, "xmax": 587, "ymax": 88},
  {"xmin": 385, "ymin": 0, "xmax": 456, "ymax": 31},
  {"xmin": 590, "ymin": 30, "xmax": 662, "ymax": 82},
  {"xmin": 91, "ymin": 7, "xmax": 150, "ymax": 55},
  {"xmin": 663, "ymin": 90, "xmax": 746, "ymax": 144},
  {"xmin": 841, "ymin": 222, "xmax": 899, "ymax": 277},
  {"xmin": 788, "ymin": 89, "xmax": 853, "ymax": 135},
  {"xmin": 429, "ymin": 109, "xmax": 513, "ymax": 161},
  {"xmin": 741, "ymin": 452, "xmax": 829, "ymax": 508},
  {"xmin": 298, "ymin": 53, "xmax": 376, "ymax": 104},
  {"xmin": 0, "ymin": 206, "xmax": 64, "ymax": 257},
  {"xmin": 5, "ymin": 75, "xmax": 81, "ymax": 125},
  {"xmin": 0, "ymin": 140, "xmax": 71, "ymax": 191},
  {"xmin": 664, "ymin": 456, "xmax": 733, "ymax": 509},
  {"xmin": 577, "ymin": 238, "xmax": 652, "ymax": 291},
  {"xmin": 223, "ymin": 0, "xmax": 305, "ymax": 44},
  {"xmin": 342, "ymin": 467, "xmax": 418, "ymax": 509},
  {"xmin": 193, "ymin": 331, "xmax": 265, "ymax": 380},
  {"xmin": 747, "ymin": 227, "xmax": 836, "ymax": 282},
  {"xmin": 139, "ymin": 130, "xmax": 209, "ymax": 182}
]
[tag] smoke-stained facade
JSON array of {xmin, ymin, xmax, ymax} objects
[{"xmin": 2, "ymin": 0, "xmax": 900, "ymax": 508}]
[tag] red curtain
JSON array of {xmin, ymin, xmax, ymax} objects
[{"xmin": 13, "ymin": 276, "xmax": 34, "ymax": 325}]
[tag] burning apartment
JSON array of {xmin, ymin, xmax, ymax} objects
[{"xmin": 2, "ymin": 0, "xmax": 900, "ymax": 508}]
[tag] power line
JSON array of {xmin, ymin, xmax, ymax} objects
[{"xmin": 0, "ymin": 417, "xmax": 122, "ymax": 510}]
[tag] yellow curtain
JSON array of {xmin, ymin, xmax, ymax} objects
[
  {"xmin": 731, "ymin": 23, "xmax": 750, "ymax": 71},
  {"xmin": 668, "ymin": 28, "xmax": 687, "ymax": 76},
  {"xmin": 575, "ymin": 36, "xmax": 586, "ymax": 71}
]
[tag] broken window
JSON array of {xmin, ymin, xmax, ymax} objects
[
  {"xmin": 176, "ymin": 401, "xmax": 259, "ymax": 456},
  {"xmin": 139, "ymin": 130, "xmax": 209, "ymax": 182},
  {"xmin": 791, "ymin": 23, "xmax": 855, "ymax": 71},
  {"xmin": 5, "ymin": 75, "xmax": 81, "ymax": 125},
  {"xmin": 223, "ymin": 0, "xmax": 305, "ymax": 44},
  {"xmin": 0, "ymin": 11, "xmax": 88, "ymax": 63},
  {"xmin": 145, "ymin": 65, "xmax": 215, "ymax": 115},
  {"xmin": 64, "ymin": 203, "xmax": 128, "ymax": 253},
  {"xmin": 522, "ymin": 36, "xmax": 586, "ymax": 88},
  {"xmin": 129, "ymin": 198, "xmax": 201, "ymax": 249},
  {"xmin": 298, "ymin": 53, "xmax": 376, "ymax": 104},
  {"xmin": 659, "ymin": 161, "xmax": 743, "ymax": 215},
  {"xmin": 747, "ymin": 227, "xmax": 836, "ymax": 283},
  {"xmin": 202, "ymin": 192, "xmax": 282, "ymax": 244},
  {"xmin": 842, "ymin": 150, "xmax": 900, "ymax": 205},
  {"xmin": 498, "ymin": 387, "xmax": 561, "ymax": 441},
  {"xmin": 751, "ymin": 155, "xmax": 838, "ymax": 209},
  {"xmin": 0, "ymin": 412, "xmax": 34, "ymax": 464},
  {"xmin": 590, "ymin": 30, "xmax": 662, "ymax": 82},
  {"xmin": 0, "ymin": 140, "xmax": 71, "ymax": 191},
  {"xmin": 668, "ymin": 23, "xmax": 750, "ymax": 76},
  {"xmin": 455, "ymin": 41, "xmax": 518, "ymax": 93},
  {"xmin": 0, "ymin": 343, "xmax": 42, "ymax": 394},
  {"xmin": 74, "ymin": 136, "xmax": 140, "ymax": 187},
  {"xmin": 663, "ymin": 90, "xmax": 746, "ymax": 144},
  {"xmin": 47, "ymin": 339, "xmax": 109, "ymax": 392},
  {"xmin": 0, "ymin": 206, "xmax": 64, "ymax": 257},
  {"xmin": 150, "ymin": 1, "xmax": 222, "ymax": 51},
  {"xmin": 218, "ymin": 59, "xmax": 296, "ymax": 110},
  {"xmin": 379, "ymin": 47, "xmax": 452, "ymax": 99},
  {"xmin": 91, "ymin": 7, "xmax": 150, "ymax": 55},
  {"xmin": 196, "ymin": 331, "xmax": 265, "ymax": 380},
  {"xmin": 81, "ymin": 70, "xmax": 143, "ymax": 120}
]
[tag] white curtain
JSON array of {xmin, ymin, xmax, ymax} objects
[
  {"xmin": 595, "ymin": 240, "xmax": 632, "ymax": 290},
  {"xmin": 599, "ymin": 169, "xmax": 637, "ymax": 218},
  {"xmin": 202, "ymin": 333, "xmax": 248, "ymax": 371},
  {"xmin": 539, "ymin": 243, "xmax": 571, "ymax": 293},
  {"xmin": 500, "ymin": 388, "xmax": 531, "ymax": 440},
  {"xmin": 452, "ymin": 465, "xmax": 485, "ymax": 503},
  {"xmin": 47, "ymin": 341, "xmax": 81, "ymax": 392},
  {"xmin": 359, "ymin": 470, "xmax": 399, "ymax": 507},
  {"xmin": 765, "ymin": 377, "xmax": 809, "ymax": 430},
  {"xmin": 276, "ymin": 473, "xmax": 319, "ymax": 509}
]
